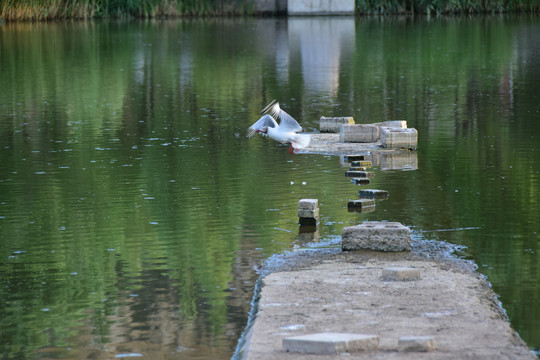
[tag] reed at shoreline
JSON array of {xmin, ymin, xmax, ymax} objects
[
  {"xmin": 0, "ymin": 0, "xmax": 539, "ymax": 21},
  {"xmin": 0, "ymin": 0, "xmax": 254, "ymax": 21}
]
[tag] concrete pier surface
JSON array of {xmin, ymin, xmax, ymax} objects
[{"xmin": 236, "ymin": 247, "xmax": 536, "ymax": 359}]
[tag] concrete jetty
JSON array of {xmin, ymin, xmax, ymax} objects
[
  {"xmin": 236, "ymin": 246, "xmax": 536, "ymax": 359},
  {"xmin": 235, "ymin": 113, "xmax": 534, "ymax": 359}
]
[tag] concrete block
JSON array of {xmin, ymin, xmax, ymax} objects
[
  {"xmin": 320, "ymin": 116, "xmax": 355, "ymax": 133},
  {"xmin": 283, "ymin": 333, "xmax": 379, "ymax": 354},
  {"xmin": 349, "ymin": 166, "xmax": 367, "ymax": 172},
  {"xmin": 347, "ymin": 199, "xmax": 375, "ymax": 209},
  {"xmin": 345, "ymin": 155, "xmax": 365, "ymax": 162},
  {"xmin": 358, "ymin": 189, "xmax": 389, "ymax": 199},
  {"xmin": 298, "ymin": 199, "xmax": 318, "ymax": 210},
  {"xmin": 288, "ymin": 0, "xmax": 355, "ymax": 15},
  {"xmin": 380, "ymin": 127, "xmax": 418, "ymax": 149},
  {"xmin": 351, "ymin": 178, "xmax": 371, "ymax": 185},
  {"xmin": 345, "ymin": 171, "xmax": 374, "ymax": 178},
  {"xmin": 298, "ymin": 208, "xmax": 320, "ymax": 218},
  {"xmin": 382, "ymin": 267, "xmax": 421, "ymax": 281},
  {"xmin": 398, "ymin": 336, "xmax": 435, "ymax": 352},
  {"xmin": 340, "ymin": 124, "xmax": 379, "ymax": 143},
  {"xmin": 342, "ymin": 222, "xmax": 411, "ymax": 252}
]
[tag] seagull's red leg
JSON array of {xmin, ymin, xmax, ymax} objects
[{"xmin": 288, "ymin": 145, "xmax": 295, "ymax": 154}]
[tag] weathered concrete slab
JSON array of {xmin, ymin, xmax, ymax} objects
[
  {"xmin": 340, "ymin": 124, "xmax": 379, "ymax": 143},
  {"xmin": 381, "ymin": 127, "xmax": 418, "ymax": 149},
  {"xmin": 398, "ymin": 336, "xmax": 435, "ymax": 352},
  {"xmin": 382, "ymin": 267, "xmax": 421, "ymax": 281},
  {"xmin": 282, "ymin": 333, "xmax": 379, "ymax": 354},
  {"xmin": 237, "ymin": 250, "xmax": 536, "ymax": 360},
  {"xmin": 320, "ymin": 116, "xmax": 355, "ymax": 133},
  {"xmin": 342, "ymin": 221, "xmax": 411, "ymax": 252}
]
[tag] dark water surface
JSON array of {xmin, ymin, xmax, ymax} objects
[{"xmin": 1, "ymin": 16, "xmax": 539, "ymax": 359}]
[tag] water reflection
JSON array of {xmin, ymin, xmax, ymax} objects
[
  {"xmin": 1, "ymin": 16, "xmax": 540, "ymax": 359},
  {"xmin": 288, "ymin": 17, "xmax": 355, "ymax": 97}
]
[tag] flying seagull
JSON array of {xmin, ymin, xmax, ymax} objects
[{"xmin": 247, "ymin": 100, "xmax": 311, "ymax": 151}]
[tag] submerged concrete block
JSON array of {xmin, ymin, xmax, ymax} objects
[
  {"xmin": 298, "ymin": 199, "xmax": 318, "ymax": 210},
  {"xmin": 358, "ymin": 189, "xmax": 389, "ymax": 199},
  {"xmin": 345, "ymin": 155, "xmax": 365, "ymax": 162},
  {"xmin": 347, "ymin": 199, "xmax": 375, "ymax": 209},
  {"xmin": 320, "ymin": 116, "xmax": 355, "ymax": 133},
  {"xmin": 345, "ymin": 171, "xmax": 374, "ymax": 178},
  {"xmin": 283, "ymin": 333, "xmax": 379, "ymax": 354},
  {"xmin": 382, "ymin": 267, "xmax": 421, "ymax": 281},
  {"xmin": 352, "ymin": 160, "xmax": 372, "ymax": 167},
  {"xmin": 398, "ymin": 336, "xmax": 435, "ymax": 352},
  {"xmin": 299, "ymin": 217, "xmax": 318, "ymax": 226},
  {"xmin": 380, "ymin": 127, "xmax": 418, "ymax": 149},
  {"xmin": 340, "ymin": 124, "xmax": 379, "ymax": 143},
  {"xmin": 342, "ymin": 222, "xmax": 411, "ymax": 252},
  {"xmin": 351, "ymin": 178, "xmax": 371, "ymax": 185}
]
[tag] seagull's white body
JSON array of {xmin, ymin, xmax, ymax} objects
[{"xmin": 247, "ymin": 100, "xmax": 311, "ymax": 150}]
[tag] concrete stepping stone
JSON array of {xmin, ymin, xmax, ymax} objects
[
  {"xmin": 358, "ymin": 189, "xmax": 389, "ymax": 199},
  {"xmin": 283, "ymin": 333, "xmax": 379, "ymax": 354},
  {"xmin": 351, "ymin": 178, "xmax": 371, "ymax": 185},
  {"xmin": 342, "ymin": 221, "xmax": 411, "ymax": 252},
  {"xmin": 381, "ymin": 127, "xmax": 418, "ymax": 149},
  {"xmin": 347, "ymin": 199, "xmax": 375, "ymax": 210},
  {"xmin": 298, "ymin": 198, "xmax": 319, "ymax": 227},
  {"xmin": 345, "ymin": 170, "xmax": 375, "ymax": 178}
]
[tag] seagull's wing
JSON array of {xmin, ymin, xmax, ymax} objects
[
  {"xmin": 276, "ymin": 108, "xmax": 302, "ymax": 133},
  {"xmin": 247, "ymin": 114, "xmax": 278, "ymax": 138},
  {"xmin": 262, "ymin": 100, "xmax": 302, "ymax": 133}
]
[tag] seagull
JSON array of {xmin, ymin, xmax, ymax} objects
[{"xmin": 247, "ymin": 100, "xmax": 311, "ymax": 152}]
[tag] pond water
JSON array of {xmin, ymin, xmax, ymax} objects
[{"xmin": 0, "ymin": 16, "xmax": 539, "ymax": 359}]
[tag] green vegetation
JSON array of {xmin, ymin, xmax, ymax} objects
[
  {"xmin": 1, "ymin": 0, "xmax": 539, "ymax": 21},
  {"xmin": 0, "ymin": 0, "xmax": 254, "ymax": 21},
  {"xmin": 356, "ymin": 0, "xmax": 540, "ymax": 14}
]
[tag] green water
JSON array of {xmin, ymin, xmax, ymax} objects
[{"xmin": 0, "ymin": 17, "xmax": 539, "ymax": 359}]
